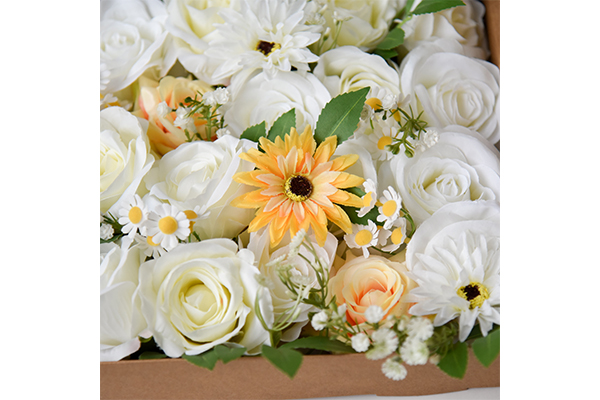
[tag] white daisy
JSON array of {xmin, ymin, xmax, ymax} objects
[
  {"xmin": 344, "ymin": 220, "xmax": 379, "ymax": 258},
  {"xmin": 135, "ymin": 233, "xmax": 167, "ymax": 259},
  {"xmin": 353, "ymin": 113, "xmax": 401, "ymax": 162},
  {"xmin": 377, "ymin": 186, "xmax": 403, "ymax": 229},
  {"xmin": 365, "ymin": 86, "xmax": 397, "ymax": 111},
  {"xmin": 118, "ymin": 194, "xmax": 149, "ymax": 237},
  {"xmin": 357, "ymin": 179, "xmax": 377, "ymax": 218},
  {"xmin": 205, "ymin": 0, "xmax": 321, "ymax": 87},
  {"xmin": 378, "ymin": 217, "xmax": 408, "ymax": 252},
  {"xmin": 145, "ymin": 204, "xmax": 190, "ymax": 251}
]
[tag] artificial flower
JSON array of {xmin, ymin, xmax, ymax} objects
[
  {"xmin": 357, "ymin": 179, "xmax": 378, "ymax": 218},
  {"xmin": 399, "ymin": 337, "xmax": 429, "ymax": 366},
  {"xmin": 376, "ymin": 186, "xmax": 403, "ymax": 229},
  {"xmin": 144, "ymin": 203, "xmax": 190, "ymax": 250},
  {"xmin": 365, "ymin": 327, "xmax": 398, "ymax": 360},
  {"xmin": 344, "ymin": 220, "xmax": 380, "ymax": 258},
  {"xmin": 118, "ymin": 194, "xmax": 149, "ymax": 237},
  {"xmin": 231, "ymin": 125, "xmax": 364, "ymax": 247},
  {"xmin": 351, "ymin": 332, "xmax": 370, "ymax": 352},
  {"xmin": 381, "ymin": 357, "xmax": 407, "ymax": 381},
  {"xmin": 406, "ymin": 317, "xmax": 434, "ymax": 341},
  {"xmin": 135, "ymin": 232, "xmax": 168, "ymax": 259},
  {"xmin": 378, "ymin": 217, "xmax": 408, "ymax": 253},
  {"xmin": 364, "ymin": 305, "xmax": 385, "ymax": 324}
]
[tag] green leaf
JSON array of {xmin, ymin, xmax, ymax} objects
[
  {"xmin": 412, "ymin": 0, "xmax": 465, "ymax": 15},
  {"xmin": 240, "ymin": 121, "xmax": 266, "ymax": 143},
  {"xmin": 437, "ymin": 341, "xmax": 469, "ymax": 379},
  {"xmin": 405, "ymin": 0, "xmax": 416, "ymax": 13},
  {"xmin": 280, "ymin": 336, "xmax": 356, "ymax": 354},
  {"xmin": 374, "ymin": 48, "xmax": 398, "ymax": 60},
  {"xmin": 267, "ymin": 109, "xmax": 296, "ymax": 141},
  {"xmin": 138, "ymin": 351, "xmax": 167, "ymax": 360},
  {"xmin": 182, "ymin": 350, "xmax": 219, "ymax": 371},
  {"xmin": 376, "ymin": 27, "xmax": 405, "ymax": 50},
  {"xmin": 471, "ymin": 328, "xmax": 500, "ymax": 367},
  {"xmin": 314, "ymin": 87, "xmax": 369, "ymax": 145},
  {"xmin": 261, "ymin": 345, "xmax": 303, "ymax": 379},
  {"xmin": 213, "ymin": 345, "xmax": 246, "ymax": 364}
]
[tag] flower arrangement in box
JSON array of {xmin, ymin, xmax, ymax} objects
[{"xmin": 100, "ymin": 0, "xmax": 500, "ymax": 388}]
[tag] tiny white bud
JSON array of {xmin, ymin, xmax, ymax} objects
[
  {"xmin": 100, "ymin": 223, "xmax": 114, "ymax": 240},
  {"xmin": 351, "ymin": 332, "xmax": 370, "ymax": 353},
  {"xmin": 156, "ymin": 101, "xmax": 171, "ymax": 118},
  {"xmin": 365, "ymin": 305, "xmax": 385, "ymax": 324},
  {"xmin": 311, "ymin": 310, "xmax": 329, "ymax": 331}
]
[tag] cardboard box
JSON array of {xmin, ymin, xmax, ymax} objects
[{"xmin": 101, "ymin": 2, "xmax": 500, "ymax": 398}]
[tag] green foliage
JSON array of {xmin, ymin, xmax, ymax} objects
[
  {"xmin": 240, "ymin": 121, "xmax": 266, "ymax": 142},
  {"xmin": 213, "ymin": 345, "xmax": 246, "ymax": 364},
  {"xmin": 437, "ymin": 341, "xmax": 469, "ymax": 379},
  {"xmin": 261, "ymin": 345, "xmax": 304, "ymax": 379},
  {"xmin": 182, "ymin": 345, "xmax": 247, "ymax": 371},
  {"xmin": 267, "ymin": 109, "xmax": 296, "ymax": 141},
  {"xmin": 412, "ymin": 0, "xmax": 465, "ymax": 15},
  {"xmin": 280, "ymin": 336, "xmax": 356, "ymax": 354},
  {"xmin": 376, "ymin": 27, "xmax": 405, "ymax": 50},
  {"xmin": 472, "ymin": 328, "xmax": 500, "ymax": 367},
  {"xmin": 314, "ymin": 87, "xmax": 369, "ymax": 145}
]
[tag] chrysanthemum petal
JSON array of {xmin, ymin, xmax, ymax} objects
[
  {"xmin": 330, "ymin": 172, "xmax": 365, "ymax": 189},
  {"xmin": 323, "ymin": 204, "xmax": 353, "ymax": 234},
  {"xmin": 314, "ymin": 136, "xmax": 337, "ymax": 164},
  {"xmin": 331, "ymin": 154, "xmax": 360, "ymax": 171}
]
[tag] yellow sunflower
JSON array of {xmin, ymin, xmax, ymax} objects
[{"xmin": 231, "ymin": 125, "xmax": 365, "ymax": 247}]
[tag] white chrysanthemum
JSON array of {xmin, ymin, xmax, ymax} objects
[
  {"xmin": 365, "ymin": 305, "xmax": 385, "ymax": 324},
  {"xmin": 344, "ymin": 220, "xmax": 379, "ymax": 258},
  {"xmin": 145, "ymin": 204, "xmax": 190, "ymax": 250},
  {"xmin": 357, "ymin": 179, "xmax": 377, "ymax": 218},
  {"xmin": 378, "ymin": 217, "xmax": 408, "ymax": 253},
  {"xmin": 365, "ymin": 328, "xmax": 398, "ymax": 360},
  {"xmin": 399, "ymin": 338, "xmax": 429, "ymax": 366},
  {"xmin": 351, "ymin": 332, "xmax": 370, "ymax": 353},
  {"xmin": 381, "ymin": 358, "xmax": 407, "ymax": 381},
  {"xmin": 377, "ymin": 186, "xmax": 403, "ymax": 229},
  {"xmin": 311, "ymin": 310, "xmax": 329, "ymax": 331},
  {"xmin": 406, "ymin": 317, "xmax": 434, "ymax": 341},
  {"xmin": 118, "ymin": 194, "xmax": 149, "ymax": 237},
  {"xmin": 205, "ymin": 0, "xmax": 320, "ymax": 86}
]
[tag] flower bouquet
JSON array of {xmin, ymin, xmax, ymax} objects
[{"xmin": 100, "ymin": 0, "xmax": 500, "ymax": 398}]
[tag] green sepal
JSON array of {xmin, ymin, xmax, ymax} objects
[
  {"xmin": 376, "ymin": 27, "xmax": 405, "ymax": 50},
  {"xmin": 260, "ymin": 344, "xmax": 303, "ymax": 379},
  {"xmin": 280, "ymin": 336, "xmax": 356, "ymax": 354},
  {"xmin": 138, "ymin": 351, "xmax": 167, "ymax": 360},
  {"xmin": 437, "ymin": 341, "xmax": 469, "ymax": 379},
  {"xmin": 412, "ymin": 0, "xmax": 465, "ymax": 16},
  {"xmin": 240, "ymin": 121, "xmax": 267, "ymax": 143},
  {"xmin": 471, "ymin": 328, "xmax": 500, "ymax": 367},
  {"xmin": 182, "ymin": 350, "xmax": 219, "ymax": 371},
  {"xmin": 314, "ymin": 87, "xmax": 369, "ymax": 145},
  {"xmin": 267, "ymin": 109, "xmax": 296, "ymax": 141}
]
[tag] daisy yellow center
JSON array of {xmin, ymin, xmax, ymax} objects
[
  {"xmin": 363, "ymin": 192, "xmax": 374, "ymax": 207},
  {"xmin": 146, "ymin": 235, "xmax": 159, "ymax": 247},
  {"xmin": 377, "ymin": 136, "xmax": 393, "ymax": 150},
  {"xmin": 128, "ymin": 206, "xmax": 143, "ymax": 224},
  {"xmin": 158, "ymin": 216, "xmax": 178, "ymax": 235},
  {"xmin": 391, "ymin": 109, "xmax": 402, "ymax": 122},
  {"xmin": 284, "ymin": 175, "xmax": 313, "ymax": 202},
  {"xmin": 365, "ymin": 97, "xmax": 382, "ymax": 110},
  {"xmin": 390, "ymin": 227, "xmax": 404, "ymax": 245},
  {"xmin": 184, "ymin": 210, "xmax": 198, "ymax": 230},
  {"xmin": 382, "ymin": 200, "xmax": 397, "ymax": 217},
  {"xmin": 457, "ymin": 283, "xmax": 490, "ymax": 309},
  {"xmin": 256, "ymin": 41, "xmax": 280, "ymax": 56},
  {"xmin": 355, "ymin": 229, "xmax": 373, "ymax": 246}
]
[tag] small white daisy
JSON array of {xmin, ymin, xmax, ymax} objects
[
  {"xmin": 351, "ymin": 332, "xmax": 370, "ymax": 353},
  {"xmin": 353, "ymin": 113, "xmax": 401, "ymax": 162},
  {"xmin": 357, "ymin": 179, "xmax": 377, "ymax": 218},
  {"xmin": 366, "ymin": 86, "xmax": 398, "ymax": 111},
  {"xmin": 381, "ymin": 357, "xmax": 407, "ymax": 381},
  {"xmin": 344, "ymin": 220, "xmax": 379, "ymax": 258},
  {"xmin": 118, "ymin": 194, "xmax": 149, "ymax": 237},
  {"xmin": 135, "ymin": 233, "xmax": 167, "ymax": 259},
  {"xmin": 145, "ymin": 204, "xmax": 190, "ymax": 251},
  {"xmin": 378, "ymin": 217, "xmax": 408, "ymax": 252},
  {"xmin": 366, "ymin": 328, "xmax": 399, "ymax": 360},
  {"xmin": 377, "ymin": 186, "xmax": 403, "ymax": 229}
]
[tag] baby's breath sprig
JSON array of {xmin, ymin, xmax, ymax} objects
[
  {"xmin": 385, "ymin": 106, "xmax": 428, "ymax": 158},
  {"xmin": 176, "ymin": 88, "xmax": 229, "ymax": 142},
  {"xmin": 100, "ymin": 213, "xmax": 124, "ymax": 243}
]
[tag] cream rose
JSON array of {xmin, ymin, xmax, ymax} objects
[
  {"xmin": 138, "ymin": 239, "xmax": 271, "ymax": 356},
  {"xmin": 399, "ymin": 39, "xmax": 500, "ymax": 144},
  {"xmin": 100, "ymin": 107, "xmax": 155, "ymax": 214},
  {"xmin": 222, "ymin": 71, "xmax": 331, "ymax": 137},
  {"xmin": 100, "ymin": 0, "xmax": 176, "ymax": 95},
  {"xmin": 313, "ymin": 46, "xmax": 400, "ymax": 98},
  {"xmin": 328, "ymin": 252, "xmax": 415, "ymax": 325},
  {"xmin": 143, "ymin": 135, "xmax": 255, "ymax": 240},
  {"xmin": 388, "ymin": 125, "xmax": 500, "ymax": 226},
  {"xmin": 100, "ymin": 240, "xmax": 150, "ymax": 361}
]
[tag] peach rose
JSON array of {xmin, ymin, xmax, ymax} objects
[
  {"xmin": 133, "ymin": 75, "xmax": 214, "ymax": 156},
  {"xmin": 328, "ymin": 252, "xmax": 415, "ymax": 325}
]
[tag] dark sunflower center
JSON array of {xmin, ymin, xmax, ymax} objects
[
  {"xmin": 284, "ymin": 175, "xmax": 313, "ymax": 202},
  {"xmin": 256, "ymin": 40, "xmax": 279, "ymax": 56},
  {"xmin": 457, "ymin": 283, "xmax": 489, "ymax": 310}
]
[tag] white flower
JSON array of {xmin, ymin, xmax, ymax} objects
[
  {"xmin": 366, "ymin": 328, "xmax": 398, "ymax": 360},
  {"xmin": 156, "ymin": 101, "xmax": 171, "ymax": 118},
  {"xmin": 351, "ymin": 332, "xmax": 370, "ymax": 353},
  {"xmin": 216, "ymin": 128, "xmax": 232, "ymax": 138},
  {"xmin": 118, "ymin": 194, "xmax": 149, "ymax": 237},
  {"xmin": 357, "ymin": 179, "xmax": 377, "ymax": 218},
  {"xmin": 100, "ymin": 223, "xmax": 114, "ymax": 240},
  {"xmin": 381, "ymin": 358, "xmax": 407, "ymax": 381},
  {"xmin": 311, "ymin": 310, "xmax": 329, "ymax": 331},
  {"xmin": 330, "ymin": 304, "xmax": 348, "ymax": 327},
  {"xmin": 212, "ymin": 87, "xmax": 230, "ymax": 105},
  {"xmin": 135, "ymin": 232, "xmax": 167, "ymax": 259},
  {"xmin": 100, "ymin": 107, "xmax": 155, "ymax": 215},
  {"xmin": 138, "ymin": 239, "xmax": 272, "ymax": 356},
  {"xmin": 365, "ymin": 305, "xmax": 385, "ymax": 324},
  {"xmin": 344, "ymin": 220, "xmax": 379, "ymax": 258},
  {"xmin": 351, "ymin": 113, "xmax": 401, "ymax": 162},
  {"xmin": 378, "ymin": 217, "xmax": 408, "ymax": 253},
  {"xmin": 414, "ymin": 127, "xmax": 439, "ymax": 153},
  {"xmin": 222, "ymin": 71, "xmax": 331, "ymax": 137},
  {"xmin": 100, "ymin": 240, "xmax": 150, "ymax": 361},
  {"xmin": 406, "ymin": 317, "xmax": 434, "ymax": 341},
  {"xmin": 400, "ymin": 338, "xmax": 429, "ymax": 366},
  {"xmin": 377, "ymin": 186, "xmax": 403, "ymax": 229},
  {"xmin": 173, "ymin": 107, "xmax": 196, "ymax": 132},
  {"xmin": 406, "ymin": 201, "xmax": 500, "ymax": 342},
  {"xmin": 390, "ymin": 125, "xmax": 500, "ymax": 226},
  {"xmin": 144, "ymin": 135, "xmax": 256, "ymax": 240},
  {"xmin": 205, "ymin": 0, "xmax": 320, "ymax": 86},
  {"xmin": 100, "ymin": 0, "xmax": 176, "ymax": 95},
  {"xmin": 399, "ymin": 39, "xmax": 500, "ymax": 144},
  {"xmin": 145, "ymin": 203, "xmax": 190, "ymax": 251}
]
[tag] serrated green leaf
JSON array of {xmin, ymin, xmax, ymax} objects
[
  {"xmin": 405, "ymin": 0, "xmax": 416, "ymax": 13},
  {"xmin": 183, "ymin": 350, "xmax": 219, "ymax": 371},
  {"xmin": 138, "ymin": 351, "xmax": 167, "ymax": 360},
  {"xmin": 213, "ymin": 345, "xmax": 247, "ymax": 364},
  {"xmin": 314, "ymin": 87, "xmax": 369, "ymax": 145},
  {"xmin": 267, "ymin": 109, "xmax": 296, "ymax": 141},
  {"xmin": 280, "ymin": 336, "xmax": 356, "ymax": 354},
  {"xmin": 376, "ymin": 27, "xmax": 405, "ymax": 50},
  {"xmin": 437, "ymin": 341, "xmax": 468, "ymax": 379},
  {"xmin": 240, "ymin": 121, "xmax": 266, "ymax": 143},
  {"xmin": 261, "ymin": 345, "xmax": 303, "ymax": 379},
  {"xmin": 412, "ymin": 0, "xmax": 465, "ymax": 16},
  {"xmin": 472, "ymin": 328, "xmax": 500, "ymax": 367}
]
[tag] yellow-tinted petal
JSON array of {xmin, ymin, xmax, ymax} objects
[{"xmin": 330, "ymin": 154, "xmax": 359, "ymax": 172}]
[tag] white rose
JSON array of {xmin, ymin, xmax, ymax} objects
[
  {"xmin": 143, "ymin": 135, "xmax": 256, "ymax": 240},
  {"xmin": 312, "ymin": 0, "xmax": 400, "ymax": 53},
  {"xmin": 399, "ymin": 39, "xmax": 500, "ymax": 144},
  {"xmin": 389, "ymin": 125, "xmax": 500, "ymax": 226},
  {"xmin": 100, "ymin": 107, "xmax": 155, "ymax": 214},
  {"xmin": 138, "ymin": 239, "xmax": 272, "ymax": 356},
  {"xmin": 247, "ymin": 230, "xmax": 337, "ymax": 341},
  {"xmin": 222, "ymin": 71, "xmax": 331, "ymax": 137},
  {"xmin": 100, "ymin": 0, "xmax": 176, "ymax": 95},
  {"xmin": 402, "ymin": 0, "xmax": 489, "ymax": 59},
  {"xmin": 100, "ymin": 239, "xmax": 150, "ymax": 361},
  {"xmin": 313, "ymin": 46, "xmax": 400, "ymax": 98}
]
